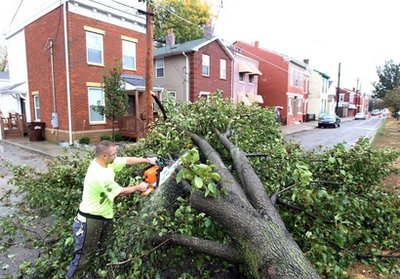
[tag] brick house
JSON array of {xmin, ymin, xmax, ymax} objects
[
  {"xmin": 153, "ymin": 33, "xmax": 233, "ymax": 102},
  {"xmin": 6, "ymin": 0, "xmax": 160, "ymax": 144},
  {"xmin": 232, "ymin": 41, "xmax": 310, "ymax": 125}
]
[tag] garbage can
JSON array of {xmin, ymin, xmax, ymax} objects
[
  {"xmin": 306, "ymin": 114, "xmax": 316, "ymax": 122},
  {"xmin": 28, "ymin": 122, "xmax": 45, "ymax": 141}
]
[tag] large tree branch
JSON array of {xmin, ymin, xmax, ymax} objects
[
  {"xmin": 213, "ymin": 128, "xmax": 286, "ymax": 228},
  {"xmin": 189, "ymin": 132, "xmax": 252, "ymax": 209},
  {"xmin": 152, "ymin": 234, "xmax": 244, "ymax": 263}
]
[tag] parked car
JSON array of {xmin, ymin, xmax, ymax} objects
[
  {"xmin": 317, "ymin": 114, "xmax": 341, "ymax": 128},
  {"xmin": 354, "ymin": 112, "xmax": 367, "ymax": 120},
  {"xmin": 371, "ymin": 109, "xmax": 380, "ymax": 116}
]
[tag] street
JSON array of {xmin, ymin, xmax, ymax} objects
[{"xmin": 284, "ymin": 117, "xmax": 384, "ymax": 151}]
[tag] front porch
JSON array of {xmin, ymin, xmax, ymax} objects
[{"xmin": 0, "ymin": 112, "xmax": 27, "ymax": 140}]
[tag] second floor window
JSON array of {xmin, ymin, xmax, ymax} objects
[
  {"xmin": 156, "ymin": 59, "xmax": 164, "ymax": 78},
  {"xmin": 33, "ymin": 95, "xmax": 41, "ymax": 120},
  {"xmin": 202, "ymin": 54, "xmax": 210, "ymax": 76},
  {"xmin": 339, "ymin": 94, "xmax": 345, "ymax": 102},
  {"xmin": 220, "ymin": 59, "xmax": 226, "ymax": 79},
  {"xmin": 239, "ymin": 72, "xmax": 244, "ymax": 82},
  {"xmin": 86, "ymin": 31, "xmax": 103, "ymax": 65},
  {"xmin": 122, "ymin": 40, "xmax": 136, "ymax": 70},
  {"xmin": 88, "ymin": 87, "xmax": 105, "ymax": 124}
]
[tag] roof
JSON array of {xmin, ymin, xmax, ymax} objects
[
  {"xmin": 0, "ymin": 82, "xmax": 26, "ymax": 93},
  {"xmin": 154, "ymin": 37, "xmax": 234, "ymax": 60},
  {"xmin": 121, "ymin": 74, "xmax": 163, "ymax": 92}
]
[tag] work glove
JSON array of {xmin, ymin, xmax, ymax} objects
[{"xmin": 146, "ymin": 157, "xmax": 158, "ymax": 165}]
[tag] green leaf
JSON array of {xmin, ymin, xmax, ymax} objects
[
  {"xmin": 209, "ymin": 172, "xmax": 221, "ymax": 182},
  {"xmin": 207, "ymin": 182, "xmax": 217, "ymax": 194},
  {"xmin": 194, "ymin": 176, "xmax": 203, "ymax": 189}
]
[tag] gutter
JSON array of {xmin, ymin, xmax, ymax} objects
[
  {"xmin": 182, "ymin": 52, "xmax": 189, "ymax": 102},
  {"xmin": 63, "ymin": 0, "xmax": 73, "ymax": 145}
]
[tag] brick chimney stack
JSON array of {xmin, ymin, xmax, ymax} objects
[
  {"xmin": 166, "ymin": 28, "xmax": 175, "ymax": 46},
  {"xmin": 254, "ymin": 41, "xmax": 259, "ymax": 48}
]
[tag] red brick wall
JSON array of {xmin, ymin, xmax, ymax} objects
[
  {"xmin": 189, "ymin": 40, "xmax": 231, "ymax": 102},
  {"xmin": 25, "ymin": 5, "xmax": 147, "ymax": 142}
]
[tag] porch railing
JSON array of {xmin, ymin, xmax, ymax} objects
[{"xmin": 118, "ymin": 116, "xmax": 146, "ymax": 139}]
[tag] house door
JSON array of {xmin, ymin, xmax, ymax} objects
[{"xmin": 127, "ymin": 95, "xmax": 135, "ymax": 117}]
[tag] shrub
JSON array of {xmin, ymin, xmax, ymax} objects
[
  {"xmin": 100, "ymin": 135, "xmax": 112, "ymax": 141},
  {"xmin": 78, "ymin": 137, "xmax": 90, "ymax": 145}
]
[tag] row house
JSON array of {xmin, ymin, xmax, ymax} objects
[
  {"xmin": 4, "ymin": 0, "xmax": 161, "ymax": 144},
  {"xmin": 230, "ymin": 48, "xmax": 263, "ymax": 105},
  {"xmin": 232, "ymin": 41, "xmax": 310, "ymax": 125},
  {"xmin": 308, "ymin": 69, "xmax": 336, "ymax": 119},
  {"xmin": 337, "ymin": 87, "xmax": 369, "ymax": 117},
  {"xmin": 153, "ymin": 33, "xmax": 233, "ymax": 102}
]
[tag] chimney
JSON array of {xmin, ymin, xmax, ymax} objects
[
  {"xmin": 166, "ymin": 28, "xmax": 175, "ymax": 46},
  {"xmin": 303, "ymin": 59, "xmax": 309, "ymax": 65},
  {"xmin": 204, "ymin": 22, "xmax": 213, "ymax": 39},
  {"xmin": 254, "ymin": 41, "xmax": 259, "ymax": 48}
]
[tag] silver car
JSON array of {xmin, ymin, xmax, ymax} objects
[{"xmin": 317, "ymin": 114, "xmax": 341, "ymax": 128}]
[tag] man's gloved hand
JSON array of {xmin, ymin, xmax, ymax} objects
[{"xmin": 146, "ymin": 157, "xmax": 158, "ymax": 165}]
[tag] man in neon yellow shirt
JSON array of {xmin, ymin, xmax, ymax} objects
[{"xmin": 67, "ymin": 140, "xmax": 157, "ymax": 278}]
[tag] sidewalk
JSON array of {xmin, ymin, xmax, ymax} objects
[{"xmin": 0, "ymin": 137, "xmax": 83, "ymax": 158}]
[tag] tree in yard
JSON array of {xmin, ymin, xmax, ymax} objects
[
  {"xmin": 373, "ymin": 60, "xmax": 400, "ymax": 98},
  {"xmin": 96, "ymin": 61, "xmax": 128, "ymax": 138},
  {"xmin": 153, "ymin": 0, "xmax": 213, "ymax": 45}
]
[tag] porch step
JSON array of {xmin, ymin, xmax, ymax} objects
[{"xmin": 4, "ymin": 128, "xmax": 23, "ymax": 139}]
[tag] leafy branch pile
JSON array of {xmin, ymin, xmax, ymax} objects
[{"xmin": 5, "ymin": 94, "xmax": 400, "ymax": 278}]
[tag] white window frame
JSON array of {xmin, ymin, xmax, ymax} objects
[
  {"xmin": 33, "ymin": 95, "xmax": 41, "ymax": 120},
  {"xmin": 122, "ymin": 40, "xmax": 136, "ymax": 70},
  {"xmin": 155, "ymin": 59, "xmax": 164, "ymax": 78},
  {"xmin": 86, "ymin": 31, "xmax": 104, "ymax": 65},
  {"xmin": 220, "ymin": 59, "xmax": 226, "ymax": 79},
  {"xmin": 199, "ymin": 91, "xmax": 210, "ymax": 101},
  {"xmin": 239, "ymin": 72, "xmax": 245, "ymax": 82},
  {"xmin": 163, "ymin": 90, "xmax": 176, "ymax": 100},
  {"xmin": 288, "ymin": 97, "xmax": 293, "ymax": 114},
  {"xmin": 202, "ymin": 54, "xmax": 210, "ymax": 77},
  {"xmin": 249, "ymin": 74, "xmax": 254, "ymax": 84},
  {"xmin": 339, "ymin": 93, "xmax": 345, "ymax": 102},
  {"xmin": 88, "ymin": 87, "xmax": 106, "ymax": 124},
  {"xmin": 297, "ymin": 98, "xmax": 303, "ymax": 113}
]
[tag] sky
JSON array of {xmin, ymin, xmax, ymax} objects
[
  {"xmin": 1, "ymin": 0, "xmax": 399, "ymax": 94},
  {"xmin": 211, "ymin": 0, "xmax": 400, "ymax": 94}
]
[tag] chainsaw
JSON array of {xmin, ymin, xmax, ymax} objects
[{"xmin": 141, "ymin": 157, "xmax": 182, "ymax": 197}]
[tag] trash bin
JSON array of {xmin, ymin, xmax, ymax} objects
[
  {"xmin": 306, "ymin": 114, "xmax": 316, "ymax": 122},
  {"xmin": 28, "ymin": 122, "xmax": 45, "ymax": 141}
]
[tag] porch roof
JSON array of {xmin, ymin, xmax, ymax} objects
[
  {"xmin": 121, "ymin": 74, "xmax": 163, "ymax": 92},
  {"xmin": 0, "ymin": 82, "xmax": 26, "ymax": 96}
]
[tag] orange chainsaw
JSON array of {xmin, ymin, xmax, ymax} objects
[{"xmin": 141, "ymin": 156, "xmax": 183, "ymax": 197}]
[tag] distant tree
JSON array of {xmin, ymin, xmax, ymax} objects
[
  {"xmin": 383, "ymin": 88, "xmax": 400, "ymax": 114},
  {"xmin": 373, "ymin": 60, "xmax": 400, "ymax": 98},
  {"xmin": 154, "ymin": 0, "xmax": 213, "ymax": 45},
  {"xmin": 0, "ymin": 45, "xmax": 8, "ymax": 71},
  {"xmin": 96, "ymin": 61, "xmax": 128, "ymax": 138}
]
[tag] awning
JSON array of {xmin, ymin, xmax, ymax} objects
[{"xmin": 238, "ymin": 63, "xmax": 262, "ymax": 75}]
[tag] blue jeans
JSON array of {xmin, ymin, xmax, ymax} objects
[{"xmin": 66, "ymin": 215, "xmax": 113, "ymax": 279}]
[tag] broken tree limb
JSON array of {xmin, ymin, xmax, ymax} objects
[{"xmin": 152, "ymin": 234, "xmax": 244, "ymax": 263}]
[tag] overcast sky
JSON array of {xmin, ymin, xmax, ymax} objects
[
  {"xmin": 212, "ymin": 0, "xmax": 400, "ymax": 94},
  {"xmin": 1, "ymin": 0, "xmax": 399, "ymax": 94}
]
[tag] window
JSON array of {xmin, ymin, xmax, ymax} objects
[
  {"xmin": 88, "ymin": 87, "xmax": 105, "ymax": 123},
  {"xmin": 297, "ymin": 98, "xmax": 302, "ymax": 113},
  {"xmin": 199, "ymin": 91, "xmax": 210, "ymax": 101},
  {"xmin": 202, "ymin": 54, "xmax": 210, "ymax": 76},
  {"xmin": 122, "ymin": 40, "xmax": 136, "ymax": 70},
  {"xmin": 339, "ymin": 94, "xmax": 345, "ymax": 102},
  {"xmin": 163, "ymin": 90, "xmax": 176, "ymax": 100},
  {"xmin": 155, "ymin": 59, "xmax": 164, "ymax": 78},
  {"xmin": 288, "ymin": 97, "xmax": 293, "ymax": 114},
  {"xmin": 239, "ymin": 72, "xmax": 245, "ymax": 82},
  {"xmin": 86, "ymin": 31, "xmax": 103, "ymax": 65},
  {"xmin": 33, "ymin": 95, "xmax": 41, "ymax": 120},
  {"xmin": 220, "ymin": 59, "xmax": 226, "ymax": 79},
  {"xmin": 249, "ymin": 74, "xmax": 254, "ymax": 84}
]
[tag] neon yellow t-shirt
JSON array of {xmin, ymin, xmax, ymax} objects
[{"xmin": 79, "ymin": 157, "xmax": 127, "ymax": 219}]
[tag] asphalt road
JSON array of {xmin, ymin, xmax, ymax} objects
[
  {"xmin": 0, "ymin": 142, "xmax": 51, "ymax": 278},
  {"xmin": 284, "ymin": 117, "xmax": 384, "ymax": 151}
]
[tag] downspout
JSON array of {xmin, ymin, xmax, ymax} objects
[
  {"xmin": 182, "ymin": 52, "xmax": 189, "ymax": 102},
  {"xmin": 63, "ymin": 0, "xmax": 73, "ymax": 145}
]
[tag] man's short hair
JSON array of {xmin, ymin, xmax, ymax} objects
[{"xmin": 96, "ymin": 140, "xmax": 115, "ymax": 157}]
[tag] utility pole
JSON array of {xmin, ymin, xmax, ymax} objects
[
  {"xmin": 139, "ymin": 0, "xmax": 154, "ymax": 134},
  {"xmin": 335, "ymin": 62, "xmax": 341, "ymax": 116}
]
